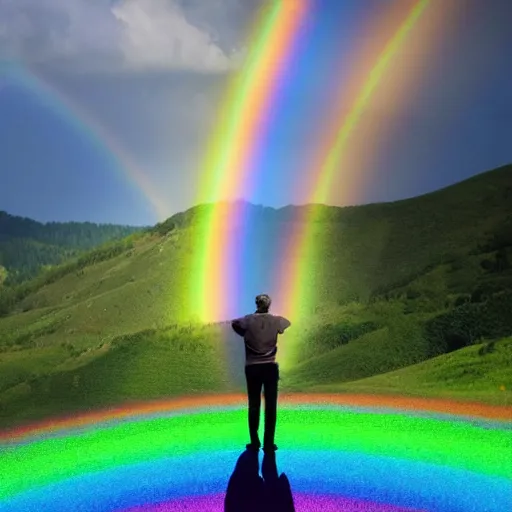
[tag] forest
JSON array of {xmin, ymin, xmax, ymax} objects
[{"xmin": 0, "ymin": 210, "xmax": 144, "ymax": 285}]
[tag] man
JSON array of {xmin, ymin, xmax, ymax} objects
[{"xmin": 231, "ymin": 294, "xmax": 291, "ymax": 453}]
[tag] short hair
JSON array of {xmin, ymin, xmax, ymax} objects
[{"xmin": 255, "ymin": 294, "xmax": 272, "ymax": 310}]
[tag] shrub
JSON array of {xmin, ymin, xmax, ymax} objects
[
  {"xmin": 405, "ymin": 289, "xmax": 421, "ymax": 300},
  {"xmin": 425, "ymin": 290, "xmax": 512, "ymax": 354},
  {"xmin": 471, "ymin": 277, "xmax": 512, "ymax": 303},
  {"xmin": 449, "ymin": 259, "xmax": 465, "ymax": 272},
  {"xmin": 478, "ymin": 341, "xmax": 496, "ymax": 356},
  {"xmin": 480, "ymin": 259, "xmax": 495, "ymax": 272},
  {"xmin": 307, "ymin": 320, "xmax": 379, "ymax": 355},
  {"xmin": 454, "ymin": 294, "xmax": 471, "ymax": 307},
  {"xmin": 151, "ymin": 219, "xmax": 176, "ymax": 236}
]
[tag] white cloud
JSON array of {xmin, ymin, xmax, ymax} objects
[
  {"xmin": 0, "ymin": 0, "xmax": 245, "ymax": 73},
  {"xmin": 112, "ymin": 0, "xmax": 238, "ymax": 72}
]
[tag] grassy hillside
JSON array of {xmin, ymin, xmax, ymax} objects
[
  {"xmin": 300, "ymin": 337, "xmax": 512, "ymax": 407},
  {"xmin": 0, "ymin": 210, "xmax": 144, "ymax": 285},
  {"xmin": 288, "ymin": 164, "xmax": 512, "ymax": 309},
  {"xmin": 0, "ymin": 324, "xmax": 233, "ymax": 428},
  {"xmin": 0, "ymin": 164, "xmax": 511, "ymax": 429}
]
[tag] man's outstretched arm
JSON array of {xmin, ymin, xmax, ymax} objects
[
  {"xmin": 231, "ymin": 318, "xmax": 246, "ymax": 337},
  {"xmin": 278, "ymin": 316, "xmax": 291, "ymax": 334}
]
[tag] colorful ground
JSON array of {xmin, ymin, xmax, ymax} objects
[{"xmin": 1, "ymin": 394, "xmax": 511, "ymax": 512}]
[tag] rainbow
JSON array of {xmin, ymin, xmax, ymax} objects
[
  {"xmin": 275, "ymin": 0, "xmax": 431, "ymax": 323},
  {"xmin": 189, "ymin": 1, "xmax": 309, "ymax": 323},
  {"xmin": 0, "ymin": 395, "xmax": 510, "ymax": 511},
  {"xmin": 1, "ymin": 63, "xmax": 167, "ymax": 221}
]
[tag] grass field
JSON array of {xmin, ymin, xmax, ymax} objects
[
  {"xmin": 290, "ymin": 337, "xmax": 512, "ymax": 407},
  {"xmin": 0, "ymin": 164, "xmax": 511, "ymax": 429},
  {"xmin": 0, "ymin": 324, "xmax": 231, "ymax": 428}
]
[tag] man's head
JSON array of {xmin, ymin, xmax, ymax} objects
[{"xmin": 255, "ymin": 294, "xmax": 272, "ymax": 313}]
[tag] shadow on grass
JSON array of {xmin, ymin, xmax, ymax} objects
[{"xmin": 224, "ymin": 449, "xmax": 295, "ymax": 512}]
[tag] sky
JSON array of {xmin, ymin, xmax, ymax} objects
[{"xmin": 0, "ymin": 0, "xmax": 511, "ymax": 226}]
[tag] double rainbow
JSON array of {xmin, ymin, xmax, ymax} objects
[{"xmin": 190, "ymin": 0, "xmax": 434, "ymax": 325}]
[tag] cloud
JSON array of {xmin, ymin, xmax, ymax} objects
[
  {"xmin": 112, "ymin": 0, "xmax": 239, "ymax": 73},
  {"xmin": 0, "ymin": 0, "xmax": 247, "ymax": 73}
]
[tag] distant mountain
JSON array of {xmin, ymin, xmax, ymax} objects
[{"xmin": 0, "ymin": 211, "xmax": 146, "ymax": 285}]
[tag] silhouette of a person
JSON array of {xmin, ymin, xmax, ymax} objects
[
  {"xmin": 231, "ymin": 294, "xmax": 291, "ymax": 453},
  {"xmin": 224, "ymin": 450, "xmax": 264, "ymax": 512},
  {"xmin": 224, "ymin": 449, "xmax": 296, "ymax": 512},
  {"xmin": 262, "ymin": 451, "xmax": 295, "ymax": 512}
]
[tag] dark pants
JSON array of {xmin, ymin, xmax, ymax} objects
[{"xmin": 245, "ymin": 362, "xmax": 280, "ymax": 447}]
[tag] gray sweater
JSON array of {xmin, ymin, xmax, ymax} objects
[{"xmin": 232, "ymin": 312, "xmax": 291, "ymax": 365}]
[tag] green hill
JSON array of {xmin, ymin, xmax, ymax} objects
[
  {"xmin": 286, "ymin": 163, "xmax": 512, "ymax": 309},
  {"xmin": 0, "ymin": 164, "xmax": 511, "ymax": 429},
  {"xmin": 302, "ymin": 336, "xmax": 512, "ymax": 407},
  {"xmin": 0, "ymin": 211, "xmax": 145, "ymax": 285},
  {"xmin": 0, "ymin": 324, "xmax": 232, "ymax": 427}
]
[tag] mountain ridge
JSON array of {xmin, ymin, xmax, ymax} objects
[
  {"xmin": 153, "ymin": 163, "xmax": 512, "ymax": 233},
  {"xmin": 0, "ymin": 163, "xmax": 511, "ymax": 427},
  {"xmin": 0, "ymin": 211, "xmax": 146, "ymax": 285}
]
